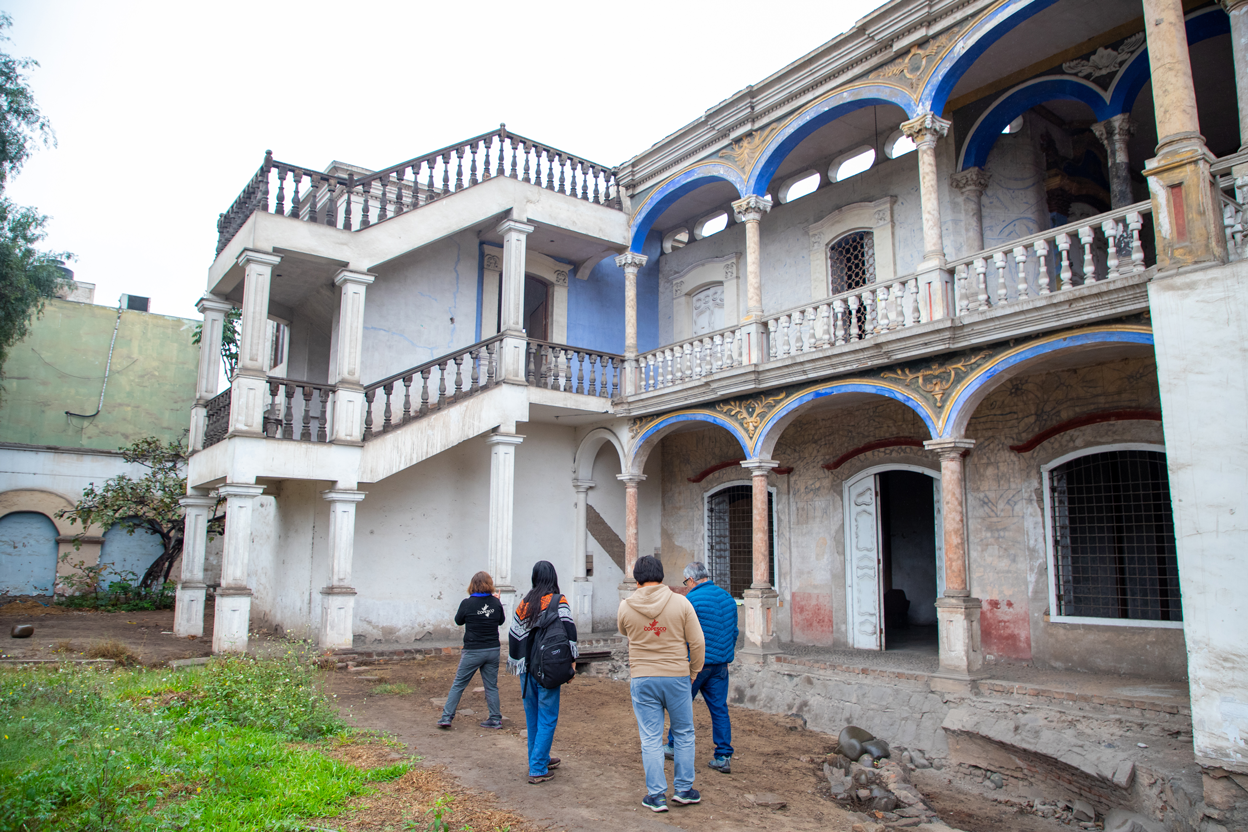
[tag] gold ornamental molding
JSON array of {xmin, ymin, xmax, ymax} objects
[
  {"xmin": 880, "ymin": 350, "xmax": 991, "ymax": 407},
  {"xmin": 628, "ymin": 413, "xmax": 665, "ymax": 439},
  {"xmin": 869, "ymin": 20, "xmax": 972, "ymax": 92},
  {"xmin": 714, "ymin": 392, "xmax": 788, "ymax": 440},
  {"xmin": 718, "ymin": 123, "xmax": 781, "ymax": 173}
]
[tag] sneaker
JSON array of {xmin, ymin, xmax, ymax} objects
[
  {"xmin": 436, "ymin": 717, "xmax": 453, "ymax": 729},
  {"xmin": 641, "ymin": 793, "xmax": 668, "ymax": 812},
  {"xmin": 479, "ymin": 717, "xmax": 503, "ymax": 729},
  {"xmin": 528, "ymin": 772, "xmax": 555, "ymax": 784},
  {"xmin": 672, "ymin": 788, "xmax": 701, "ymax": 805},
  {"xmin": 662, "ymin": 744, "xmax": 674, "ymax": 760},
  {"xmin": 708, "ymin": 756, "xmax": 731, "ymax": 773},
  {"xmin": 547, "ymin": 757, "xmax": 561, "ymax": 770}
]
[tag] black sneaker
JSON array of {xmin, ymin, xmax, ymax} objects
[
  {"xmin": 708, "ymin": 755, "xmax": 731, "ymax": 773},
  {"xmin": 436, "ymin": 717, "xmax": 453, "ymax": 729},
  {"xmin": 672, "ymin": 788, "xmax": 701, "ymax": 805},
  {"xmin": 479, "ymin": 717, "xmax": 503, "ymax": 729},
  {"xmin": 641, "ymin": 793, "xmax": 668, "ymax": 812}
]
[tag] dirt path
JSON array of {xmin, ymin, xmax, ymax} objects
[{"xmin": 329, "ymin": 654, "xmax": 897, "ymax": 832}]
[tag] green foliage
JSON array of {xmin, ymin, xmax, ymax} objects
[
  {"xmin": 0, "ymin": 13, "xmax": 72, "ymax": 380},
  {"xmin": 190, "ymin": 306, "xmax": 241, "ymax": 382},
  {"xmin": 53, "ymin": 569, "xmax": 176, "ymax": 611},
  {"xmin": 371, "ymin": 682, "xmax": 414, "ymax": 696},
  {"xmin": 0, "ymin": 651, "xmax": 398, "ymax": 831},
  {"xmin": 57, "ymin": 437, "xmax": 223, "ymax": 590}
]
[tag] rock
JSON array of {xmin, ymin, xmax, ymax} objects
[
  {"xmin": 890, "ymin": 820, "xmax": 922, "ymax": 828},
  {"xmin": 840, "ymin": 725, "xmax": 877, "ymax": 761},
  {"xmin": 473, "ymin": 686, "xmax": 485, "ymax": 693},
  {"xmin": 429, "ymin": 697, "xmax": 443, "ymax": 708},
  {"xmin": 895, "ymin": 806, "xmax": 925, "ymax": 818},
  {"xmin": 910, "ymin": 749, "xmax": 932, "ymax": 769},
  {"xmin": 988, "ymin": 772, "xmax": 1004, "ymax": 789},
  {"xmin": 893, "ymin": 786, "xmax": 923, "ymax": 806},
  {"xmin": 457, "ymin": 708, "xmax": 475, "ymax": 716},
  {"xmin": 10, "ymin": 625, "xmax": 33, "ymax": 638},
  {"xmin": 519, "ymin": 729, "xmax": 528, "ymax": 739},
  {"xmin": 901, "ymin": 751, "xmax": 913, "ymax": 766},
  {"xmin": 745, "ymin": 792, "xmax": 786, "ymax": 809},
  {"xmin": 1104, "ymin": 808, "xmax": 1166, "ymax": 832},
  {"xmin": 869, "ymin": 786, "xmax": 898, "ymax": 812},
  {"xmin": 857, "ymin": 788, "xmax": 872, "ymax": 800},
  {"xmin": 1072, "ymin": 798, "xmax": 1096, "ymax": 822}
]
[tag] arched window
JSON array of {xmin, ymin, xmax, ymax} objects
[
  {"xmin": 705, "ymin": 483, "xmax": 774, "ymax": 598},
  {"xmin": 780, "ymin": 171, "xmax": 820, "ymax": 203},
  {"xmin": 828, "ymin": 230, "xmax": 876, "ymax": 295},
  {"xmin": 884, "ymin": 130, "xmax": 916, "ymax": 159},
  {"xmin": 830, "ymin": 147, "xmax": 876, "ymax": 182},
  {"xmin": 662, "ymin": 228, "xmax": 690, "ymax": 253},
  {"xmin": 1044, "ymin": 447, "xmax": 1181, "ymax": 624},
  {"xmin": 694, "ymin": 211, "xmax": 728, "ymax": 239}
]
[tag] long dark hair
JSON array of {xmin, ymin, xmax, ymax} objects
[{"xmin": 521, "ymin": 560, "xmax": 561, "ymax": 627}]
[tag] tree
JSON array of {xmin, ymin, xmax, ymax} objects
[
  {"xmin": 58, "ymin": 437, "xmax": 225, "ymax": 590},
  {"xmin": 0, "ymin": 12, "xmax": 71, "ymax": 378}
]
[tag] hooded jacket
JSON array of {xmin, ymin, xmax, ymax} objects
[{"xmin": 617, "ymin": 583, "xmax": 706, "ymax": 679}]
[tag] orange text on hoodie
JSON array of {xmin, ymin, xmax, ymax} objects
[{"xmin": 617, "ymin": 583, "xmax": 707, "ymax": 679}]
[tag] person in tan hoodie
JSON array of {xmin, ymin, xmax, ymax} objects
[{"xmin": 618, "ymin": 555, "xmax": 706, "ymax": 813}]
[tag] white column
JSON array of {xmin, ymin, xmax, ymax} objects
[
  {"xmin": 614, "ymin": 252, "xmax": 648, "ymax": 395},
  {"xmin": 950, "ymin": 168, "xmax": 991, "ymax": 254},
  {"xmin": 572, "ymin": 479, "xmax": 595, "ymax": 635},
  {"xmin": 190, "ymin": 296, "xmax": 232, "ymax": 451},
  {"xmin": 1225, "ymin": 0, "xmax": 1248, "ymax": 151},
  {"xmin": 320, "ymin": 489, "xmax": 366, "ymax": 650},
  {"xmin": 212, "ymin": 483, "xmax": 265, "ymax": 653},
  {"xmin": 740, "ymin": 459, "xmax": 780, "ymax": 654},
  {"xmin": 497, "ymin": 219, "xmax": 535, "ymax": 382},
  {"xmin": 230, "ymin": 251, "xmax": 281, "ymax": 437},
  {"xmin": 329, "ymin": 269, "xmax": 376, "ymax": 444},
  {"xmin": 487, "ymin": 431, "xmax": 524, "ymax": 621},
  {"xmin": 902, "ymin": 113, "xmax": 955, "ymax": 320},
  {"xmin": 732, "ymin": 195, "xmax": 773, "ymax": 365},
  {"xmin": 174, "ymin": 493, "xmax": 217, "ymax": 637}
]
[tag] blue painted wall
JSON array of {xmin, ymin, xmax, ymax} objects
[
  {"xmin": 100, "ymin": 522, "xmax": 165, "ymax": 585},
  {"xmin": 0, "ymin": 512, "xmax": 58, "ymax": 595},
  {"xmin": 566, "ymin": 232, "xmax": 662, "ymax": 354}
]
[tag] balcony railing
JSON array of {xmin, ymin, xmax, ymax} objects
[
  {"xmin": 263, "ymin": 378, "xmax": 335, "ymax": 442},
  {"xmin": 216, "ymin": 125, "xmax": 623, "ymax": 254},
  {"xmin": 203, "ymin": 388, "xmax": 231, "ymax": 448},
  {"xmin": 524, "ymin": 340, "xmax": 622, "ymax": 396}
]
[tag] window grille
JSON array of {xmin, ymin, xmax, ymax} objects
[
  {"xmin": 829, "ymin": 231, "xmax": 876, "ymax": 295},
  {"xmin": 1049, "ymin": 450, "xmax": 1180, "ymax": 621},
  {"xmin": 706, "ymin": 485, "xmax": 774, "ymax": 598}
]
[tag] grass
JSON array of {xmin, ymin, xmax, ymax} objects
[
  {"xmin": 83, "ymin": 639, "xmax": 140, "ymax": 666},
  {"xmin": 371, "ymin": 683, "xmax": 413, "ymax": 696},
  {"xmin": 0, "ymin": 645, "xmax": 411, "ymax": 831}
]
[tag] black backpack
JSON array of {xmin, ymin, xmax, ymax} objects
[{"xmin": 528, "ymin": 603, "xmax": 575, "ymax": 689}]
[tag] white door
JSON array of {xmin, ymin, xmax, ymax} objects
[{"xmin": 845, "ymin": 474, "xmax": 883, "ymax": 650}]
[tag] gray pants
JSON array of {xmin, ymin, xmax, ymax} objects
[{"xmin": 440, "ymin": 647, "xmax": 501, "ymax": 721}]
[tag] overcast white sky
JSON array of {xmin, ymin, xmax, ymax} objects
[{"xmin": 4, "ymin": 0, "xmax": 887, "ymax": 319}]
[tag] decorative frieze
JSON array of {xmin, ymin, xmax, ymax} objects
[
  {"xmin": 869, "ymin": 20, "xmax": 971, "ymax": 91},
  {"xmin": 881, "ymin": 351, "xmax": 991, "ymax": 407},
  {"xmin": 714, "ymin": 392, "xmax": 787, "ymax": 440},
  {"xmin": 719, "ymin": 124, "xmax": 781, "ymax": 172},
  {"xmin": 1062, "ymin": 32, "xmax": 1145, "ymax": 80}
]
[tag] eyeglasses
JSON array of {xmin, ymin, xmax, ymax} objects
[{"xmin": 683, "ymin": 577, "xmax": 695, "ymax": 586}]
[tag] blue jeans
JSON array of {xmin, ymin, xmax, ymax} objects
[
  {"xmin": 631, "ymin": 675, "xmax": 694, "ymax": 795},
  {"xmin": 440, "ymin": 648, "xmax": 501, "ymax": 722},
  {"xmin": 667, "ymin": 662, "xmax": 733, "ymax": 758},
  {"xmin": 521, "ymin": 674, "xmax": 560, "ymax": 776}
]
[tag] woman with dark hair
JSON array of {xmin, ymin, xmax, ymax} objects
[
  {"xmin": 437, "ymin": 571, "xmax": 505, "ymax": 730},
  {"xmin": 507, "ymin": 560, "xmax": 578, "ymax": 784}
]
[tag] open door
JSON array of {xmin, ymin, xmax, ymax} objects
[{"xmin": 845, "ymin": 474, "xmax": 883, "ymax": 650}]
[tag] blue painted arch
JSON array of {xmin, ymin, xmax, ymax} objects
[
  {"xmin": 746, "ymin": 85, "xmax": 918, "ymax": 197},
  {"xmin": 753, "ymin": 381, "xmax": 939, "ymax": 459},
  {"xmin": 939, "ymin": 328, "xmax": 1155, "ymax": 438},
  {"xmin": 628, "ymin": 164, "xmax": 747, "ymax": 253},
  {"xmin": 628, "ymin": 412, "xmax": 751, "ymax": 474}
]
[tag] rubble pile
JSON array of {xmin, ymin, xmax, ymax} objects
[{"xmin": 824, "ymin": 747, "xmax": 942, "ymax": 828}]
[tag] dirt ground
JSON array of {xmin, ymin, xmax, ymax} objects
[{"xmin": 0, "ymin": 605, "xmax": 1084, "ymax": 832}]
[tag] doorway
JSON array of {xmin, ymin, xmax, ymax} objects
[
  {"xmin": 844, "ymin": 466, "xmax": 942, "ymax": 651},
  {"xmin": 524, "ymin": 275, "xmax": 549, "ymax": 341}
]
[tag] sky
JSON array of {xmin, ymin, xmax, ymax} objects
[{"xmin": 4, "ymin": 0, "xmax": 888, "ymax": 319}]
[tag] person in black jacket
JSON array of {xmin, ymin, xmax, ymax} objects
[{"xmin": 438, "ymin": 571, "xmax": 506, "ymax": 729}]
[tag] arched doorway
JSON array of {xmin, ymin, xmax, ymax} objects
[
  {"xmin": 844, "ymin": 465, "xmax": 942, "ymax": 652},
  {"xmin": 0, "ymin": 511, "xmax": 59, "ymax": 596}
]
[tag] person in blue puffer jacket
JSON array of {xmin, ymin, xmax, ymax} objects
[{"xmin": 664, "ymin": 561, "xmax": 739, "ymax": 773}]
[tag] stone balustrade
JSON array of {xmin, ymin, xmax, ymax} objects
[
  {"xmin": 770, "ymin": 280, "xmax": 922, "ymax": 357},
  {"xmin": 525, "ymin": 341, "xmax": 622, "ymax": 396},
  {"xmin": 262, "ymin": 379, "xmax": 335, "ymax": 443},
  {"xmin": 638, "ymin": 325, "xmax": 747, "ymax": 392}
]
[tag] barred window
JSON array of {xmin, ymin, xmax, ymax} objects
[
  {"xmin": 706, "ymin": 484, "xmax": 774, "ymax": 599},
  {"xmin": 1049, "ymin": 449, "xmax": 1181, "ymax": 622},
  {"xmin": 829, "ymin": 231, "xmax": 876, "ymax": 295}
]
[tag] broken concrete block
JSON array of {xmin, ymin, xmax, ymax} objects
[
  {"xmin": 1072, "ymin": 798, "xmax": 1096, "ymax": 822},
  {"xmin": 744, "ymin": 792, "xmax": 786, "ymax": 809},
  {"xmin": 1104, "ymin": 808, "xmax": 1166, "ymax": 832}
]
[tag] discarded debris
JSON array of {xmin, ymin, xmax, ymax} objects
[{"xmin": 9, "ymin": 624, "xmax": 33, "ymax": 638}]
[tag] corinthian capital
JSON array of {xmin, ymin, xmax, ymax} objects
[
  {"xmin": 1091, "ymin": 114, "xmax": 1136, "ymax": 151},
  {"xmin": 900, "ymin": 112, "xmax": 951, "ymax": 144},
  {"xmin": 731, "ymin": 194, "xmax": 773, "ymax": 224},
  {"xmin": 1219, "ymin": 0, "xmax": 1248, "ymax": 14},
  {"xmin": 950, "ymin": 167, "xmax": 992, "ymax": 194},
  {"xmin": 614, "ymin": 251, "xmax": 648, "ymax": 271}
]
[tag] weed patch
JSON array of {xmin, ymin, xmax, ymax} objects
[
  {"xmin": 371, "ymin": 682, "xmax": 413, "ymax": 696},
  {"xmin": 84, "ymin": 639, "xmax": 140, "ymax": 666}
]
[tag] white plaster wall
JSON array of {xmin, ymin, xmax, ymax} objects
[
  {"xmin": 250, "ymin": 484, "xmax": 325, "ymax": 640},
  {"xmin": 979, "ymin": 116, "xmax": 1049, "ymax": 251},
  {"xmin": 0, "ymin": 447, "xmax": 144, "ymax": 504},
  {"xmin": 587, "ymin": 442, "xmax": 626, "ymax": 631},
  {"xmin": 1148, "ymin": 260, "xmax": 1248, "ymax": 771}
]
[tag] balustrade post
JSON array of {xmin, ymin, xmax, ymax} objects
[
  {"xmin": 902, "ymin": 113, "xmax": 955, "ymax": 319},
  {"xmin": 174, "ymin": 493, "xmax": 217, "ymax": 638},
  {"xmin": 487, "ymin": 431, "xmax": 525, "ymax": 621},
  {"xmin": 320, "ymin": 488, "xmax": 366, "ymax": 649},
  {"xmin": 615, "ymin": 252, "xmax": 648, "ymax": 395},
  {"xmin": 329, "ymin": 269, "xmax": 376, "ymax": 444},
  {"xmin": 229, "ymin": 251, "xmax": 281, "ymax": 438},
  {"xmin": 190, "ymin": 295, "xmax": 233, "ymax": 451},
  {"xmin": 212, "ymin": 483, "xmax": 266, "ymax": 653},
  {"xmin": 498, "ymin": 218, "xmax": 535, "ymax": 382},
  {"xmin": 740, "ymin": 459, "xmax": 780, "ymax": 654},
  {"xmin": 572, "ymin": 479, "xmax": 595, "ymax": 635}
]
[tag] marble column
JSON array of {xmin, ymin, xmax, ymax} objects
[
  {"xmin": 950, "ymin": 167, "xmax": 991, "ymax": 254},
  {"xmin": 230, "ymin": 251, "xmax": 281, "ymax": 437},
  {"xmin": 497, "ymin": 219, "xmax": 535, "ymax": 382},
  {"xmin": 487, "ymin": 431, "xmax": 524, "ymax": 621},
  {"xmin": 173, "ymin": 493, "xmax": 217, "ymax": 638},
  {"xmin": 731, "ymin": 196, "xmax": 773, "ymax": 365},
  {"xmin": 901, "ymin": 113, "xmax": 955, "ymax": 319},
  {"xmin": 212, "ymin": 483, "xmax": 265, "ymax": 653},
  {"xmin": 571, "ymin": 479, "xmax": 595, "ymax": 635},
  {"xmin": 329, "ymin": 269, "xmax": 376, "ymax": 444},
  {"xmin": 614, "ymin": 252, "xmax": 648, "ymax": 395},
  {"xmin": 1092, "ymin": 114, "xmax": 1137, "ymax": 209},
  {"xmin": 924, "ymin": 438, "xmax": 982, "ymax": 689},
  {"xmin": 190, "ymin": 296, "xmax": 232, "ymax": 451},
  {"xmin": 740, "ymin": 459, "xmax": 780, "ymax": 653},
  {"xmin": 1224, "ymin": 0, "xmax": 1248, "ymax": 151},
  {"xmin": 617, "ymin": 473, "xmax": 646, "ymax": 600},
  {"xmin": 320, "ymin": 489, "xmax": 365, "ymax": 650},
  {"xmin": 1142, "ymin": 0, "xmax": 1228, "ymax": 266}
]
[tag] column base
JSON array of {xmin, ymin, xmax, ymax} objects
[
  {"xmin": 1144, "ymin": 139, "xmax": 1228, "ymax": 267},
  {"xmin": 738, "ymin": 321, "xmax": 767, "ymax": 365},
  {"xmin": 935, "ymin": 596, "xmax": 984, "ymax": 685},
  {"xmin": 174, "ymin": 582, "xmax": 206, "ymax": 638},
  {"xmin": 617, "ymin": 581, "xmax": 638, "ymax": 603},
  {"xmin": 742, "ymin": 587, "xmax": 780, "ymax": 653},
  {"xmin": 212, "ymin": 588, "xmax": 253, "ymax": 653},
  {"xmin": 319, "ymin": 586, "xmax": 356, "ymax": 650},
  {"xmin": 916, "ymin": 264, "xmax": 953, "ymax": 320},
  {"xmin": 572, "ymin": 577, "xmax": 593, "ymax": 636}
]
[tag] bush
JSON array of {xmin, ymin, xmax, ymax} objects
[{"xmin": 196, "ymin": 646, "xmax": 344, "ymax": 740}]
